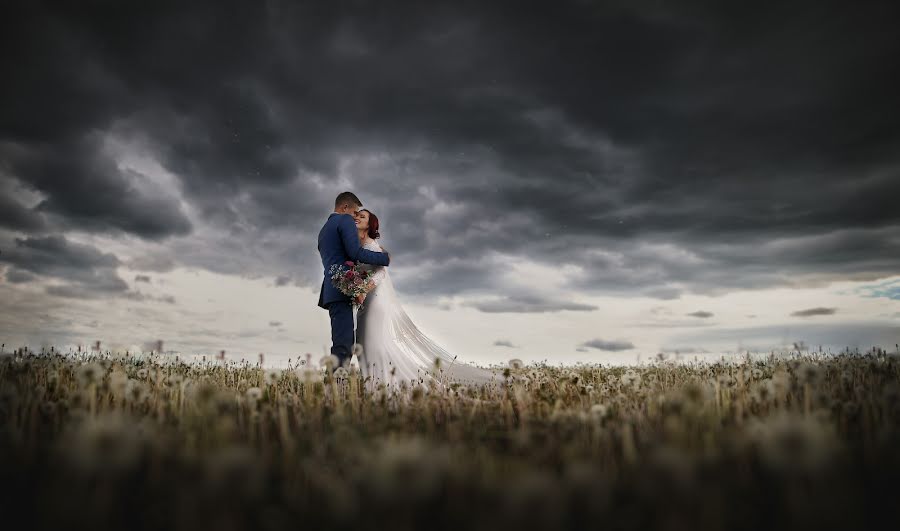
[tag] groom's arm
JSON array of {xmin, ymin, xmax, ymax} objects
[{"xmin": 337, "ymin": 215, "xmax": 390, "ymax": 266}]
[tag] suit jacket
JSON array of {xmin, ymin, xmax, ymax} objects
[{"xmin": 317, "ymin": 213, "xmax": 390, "ymax": 308}]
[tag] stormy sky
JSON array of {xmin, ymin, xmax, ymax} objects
[{"xmin": 1, "ymin": 0, "xmax": 898, "ymax": 364}]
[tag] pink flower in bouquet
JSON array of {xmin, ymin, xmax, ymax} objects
[
  {"xmin": 329, "ymin": 261, "xmax": 374, "ymax": 306},
  {"xmin": 344, "ymin": 261, "xmax": 355, "ymax": 267}
]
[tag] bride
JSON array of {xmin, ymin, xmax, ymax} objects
[{"xmin": 351, "ymin": 209, "xmax": 499, "ymax": 388}]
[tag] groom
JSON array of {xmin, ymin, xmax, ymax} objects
[{"xmin": 317, "ymin": 191, "xmax": 390, "ymax": 367}]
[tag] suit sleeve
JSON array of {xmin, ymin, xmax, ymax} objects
[{"xmin": 338, "ymin": 215, "xmax": 390, "ymax": 266}]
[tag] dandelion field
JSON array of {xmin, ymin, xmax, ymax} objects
[{"xmin": 1, "ymin": 348, "xmax": 899, "ymax": 531}]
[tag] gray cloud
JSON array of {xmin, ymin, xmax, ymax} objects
[
  {"xmin": 4, "ymin": 267, "xmax": 36, "ymax": 284},
  {"xmin": 0, "ymin": 193, "xmax": 47, "ymax": 232},
  {"xmin": 580, "ymin": 339, "xmax": 635, "ymax": 352},
  {"xmin": 269, "ymin": 321, "xmax": 282, "ymax": 327},
  {"xmin": 791, "ymin": 307, "xmax": 837, "ymax": 317},
  {"xmin": 125, "ymin": 254, "xmax": 177, "ymax": 273},
  {"xmin": 0, "ymin": 234, "xmax": 180, "ymax": 305},
  {"xmin": 0, "ymin": 235, "xmax": 128, "ymax": 295},
  {"xmin": 123, "ymin": 292, "xmax": 177, "ymax": 304},
  {"xmin": 671, "ymin": 322, "xmax": 899, "ymax": 352},
  {"xmin": 46, "ymin": 283, "xmax": 122, "ymax": 300},
  {"xmin": 465, "ymin": 295, "xmax": 597, "ymax": 314},
  {"xmin": 134, "ymin": 275, "xmax": 151, "ymax": 283},
  {"xmin": 687, "ymin": 311, "xmax": 714, "ymax": 318},
  {"xmin": 2, "ymin": 0, "xmax": 899, "ymax": 305},
  {"xmin": 643, "ymin": 287, "xmax": 682, "ymax": 300},
  {"xmin": 493, "ymin": 339, "xmax": 517, "ymax": 348},
  {"xmin": 3, "ymin": 136, "xmax": 192, "ymax": 240}
]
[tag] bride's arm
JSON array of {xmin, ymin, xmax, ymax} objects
[
  {"xmin": 366, "ymin": 243, "xmax": 388, "ymax": 290},
  {"xmin": 368, "ymin": 265, "xmax": 387, "ymax": 289}
]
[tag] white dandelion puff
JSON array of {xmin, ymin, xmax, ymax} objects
[{"xmin": 246, "ymin": 387, "xmax": 263, "ymax": 401}]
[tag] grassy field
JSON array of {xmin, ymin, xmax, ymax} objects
[{"xmin": 1, "ymin": 348, "xmax": 899, "ymax": 531}]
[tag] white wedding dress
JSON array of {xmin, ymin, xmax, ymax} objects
[{"xmin": 355, "ymin": 239, "xmax": 499, "ymax": 389}]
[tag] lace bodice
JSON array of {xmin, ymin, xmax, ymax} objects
[{"xmin": 362, "ymin": 239, "xmax": 382, "ymax": 252}]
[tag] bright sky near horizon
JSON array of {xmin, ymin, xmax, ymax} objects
[{"xmin": 2, "ymin": 1, "xmax": 899, "ymax": 365}]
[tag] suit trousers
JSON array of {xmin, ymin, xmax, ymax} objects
[{"xmin": 327, "ymin": 301, "xmax": 354, "ymax": 366}]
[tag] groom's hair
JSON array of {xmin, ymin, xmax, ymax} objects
[{"xmin": 335, "ymin": 191, "xmax": 362, "ymax": 209}]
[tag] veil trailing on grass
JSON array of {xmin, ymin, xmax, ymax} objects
[{"xmin": 355, "ymin": 240, "xmax": 499, "ymax": 388}]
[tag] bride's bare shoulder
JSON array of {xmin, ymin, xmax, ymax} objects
[{"xmin": 363, "ymin": 239, "xmax": 383, "ymax": 251}]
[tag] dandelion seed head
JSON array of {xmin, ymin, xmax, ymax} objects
[
  {"xmin": 125, "ymin": 379, "xmax": 150, "ymax": 403},
  {"xmin": 320, "ymin": 355, "xmax": 340, "ymax": 369},
  {"xmin": 796, "ymin": 362, "xmax": 822, "ymax": 384},
  {"xmin": 264, "ymin": 370, "xmax": 282, "ymax": 385},
  {"xmin": 246, "ymin": 387, "xmax": 263, "ymax": 401},
  {"xmin": 620, "ymin": 369, "xmax": 641, "ymax": 388},
  {"xmin": 590, "ymin": 403, "xmax": 610, "ymax": 420},
  {"xmin": 75, "ymin": 363, "xmax": 103, "ymax": 387},
  {"xmin": 754, "ymin": 413, "xmax": 837, "ymax": 474},
  {"xmin": 109, "ymin": 368, "xmax": 129, "ymax": 395},
  {"xmin": 66, "ymin": 414, "xmax": 143, "ymax": 474}
]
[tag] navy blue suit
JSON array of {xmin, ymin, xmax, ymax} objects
[{"xmin": 317, "ymin": 213, "xmax": 390, "ymax": 365}]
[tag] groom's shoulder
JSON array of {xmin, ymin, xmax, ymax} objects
[
  {"xmin": 334, "ymin": 213, "xmax": 355, "ymax": 226},
  {"xmin": 323, "ymin": 213, "xmax": 353, "ymax": 230}
]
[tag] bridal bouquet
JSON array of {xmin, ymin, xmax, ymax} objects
[{"xmin": 329, "ymin": 261, "xmax": 373, "ymax": 304}]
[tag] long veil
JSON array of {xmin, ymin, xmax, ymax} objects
[{"xmin": 355, "ymin": 264, "xmax": 499, "ymax": 388}]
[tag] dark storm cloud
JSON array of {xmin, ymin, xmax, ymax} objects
[
  {"xmin": 0, "ymin": 235, "xmax": 127, "ymax": 295},
  {"xmin": 580, "ymin": 339, "xmax": 635, "ymax": 352},
  {"xmin": 0, "ymin": 236, "xmax": 119, "ymax": 281},
  {"xmin": 3, "ymin": 0, "xmax": 899, "ymax": 299},
  {"xmin": 563, "ymin": 225, "xmax": 900, "ymax": 297},
  {"xmin": 0, "ymin": 194, "xmax": 47, "ymax": 232},
  {"xmin": 2, "ymin": 136, "xmax": 192, "ymax": 239},
  {"xmin": 791, "ymin": 307, "xmax": 837, "ymax": 317}
]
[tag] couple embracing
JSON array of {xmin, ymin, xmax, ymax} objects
[{"xmin": 317, "ymin": 192, "xmax": 496, "ymax": 387}]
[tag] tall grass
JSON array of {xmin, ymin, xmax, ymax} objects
[{"xmin": 1, "ymin": 348, "xmax": 898, "ymax": 531}]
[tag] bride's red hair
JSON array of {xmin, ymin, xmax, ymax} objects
[{"xmin": 360, "ymin": 209, "xmax": 380, "ymax": 239}]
